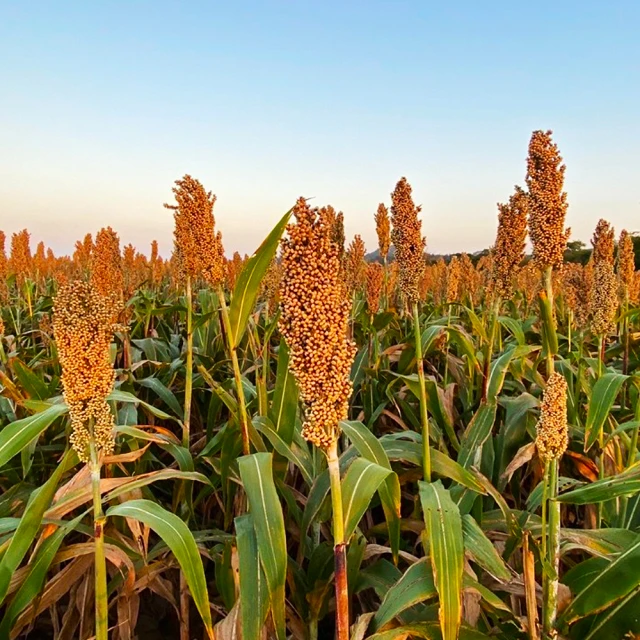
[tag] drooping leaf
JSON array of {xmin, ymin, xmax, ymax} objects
[
  {"xmin": 106, "ymin": 499, "xmax": 214, "ymax": 638},
  {"xmin": 584, "ymin": 373, "xmax": 628, "ymax": 452},
  {"xmin": 419, "ymin": 480, "xmax": 465, "ymax": 640},
  {"xmin": 228, "ymin": 209, "xmax": 291, "ymax": 348},
  {"xmin": 237, "ymin": 453, "xmax": 287, "ymax": 640}
]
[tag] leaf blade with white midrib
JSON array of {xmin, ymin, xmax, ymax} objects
[
  {"xmin": 106, "ymin": 499, "xmax": 214, "ymax": 638},
  {"xmin": 420, "ymin": 480, "xmax": 465, "ymax": 640}
]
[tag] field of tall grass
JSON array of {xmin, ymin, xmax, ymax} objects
[{"xmin": 1, "ymin": 130, "xmax": 639, "ymax": 640}]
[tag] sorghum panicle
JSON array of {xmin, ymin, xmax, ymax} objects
[
  {"xmin": 375, "ymin": 203, "xmax": 391, "ymax": 261},
  {"xmin": 92, "ymin": 227, "xmax": 124, "ymax": 301},
  {"xmin": 491, "ymin": 186, "xmax": 529, "ymax": 298},
  {"xmin": 53, "ymin": 281, "xmax": 120, "ymax": 462},
  {"xmin": 526, "ymin": 131, "xmax": 570, "ymax": 270},
  {"xmin": 535, "ymin": 371, "xmax": 568, "ymax": 462},
  {"xmin": 345, "ymin": 235, "xmax": 366, "ymax": 295},
  {"xmin": 591, "ymin": 219, "xmax": 615, "ymax": 267},
  {"xmin": 589, "ymin": 260, "xmax": 618, "ymax": 336},
  {"xmin": 279, "ymin": 198, "xmax": 356, "ymax": 449},
  {"xmin": 9, "ymin": 229, "xmax": 32, "ymax": 286},
  {"xmin": 390, "ymin": 178, "xmax": 426, "ymax": 303},
  {"xmin": 617, "ymin": 230, "xmax": 635, "ymax": 291},
  {"xmin": 365, "ymin": 262, "xmax": 384, "ymax": 314},
  {"xmin": 446, "ymin": 256, "xmax": 461, "ymax": 302},
  {"xmin": 164, "ymin": 175, "xmax": 225, "ymax": 286}
]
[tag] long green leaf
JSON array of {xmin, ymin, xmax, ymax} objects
[
  {"xmin": 0, "ymin": 513, "xmax": 83, "ymax": 637},
  {"xmin": 371, "ymin": 558, "xmax": 436, "ymax": 630},
  {"xmin": 462, "ymin": 514, "xmax": 510, "ymax": 581},
  {"xmin": 458, "ymin": 403, "xmax": 497, "ymax": 469},
  {"xmin": 237, "ymin": 453, "xmax": 287, "ymax": 640},
  {"xmin": 419, "ymin": 480, "xmax": 464, "ymax": 640},
  {"xmin": 341, "ymin": 457, "xmax": 392, "ymax": 541},
  {"xmin": 584, "ymin": 373, "xmax": 628, "ymax": 452},
  {"xmin": 340, "ymin": 421, "xmax": 401, "ymax": 563},
  {"xmin": 0, "ymin": 403, "xmax": 68, "ymax": 468},
  {"xmin": 235, "ymin": 514, "xmax": 269, "ymax": 640},
  {"xmin": 0, "ymin": 449, "xmax": 75, "ymax": 604},
  {"xmin": 559, "ymin": 538, "xmax": 640, "ymax": 625},
  {"xmin": 106, "ymin": 499, "xmax": 214, "ymax": 637},
  {"xmin": 557, "ymin": 467, "xmax": 640, "ymax": 504},
  {"xmin": 228, "ymin": 209, "xmax": 291, "ymax": 348},
  {"xmin": 268, "ymin": 339, "xmax": 299, "ymax": 445}
]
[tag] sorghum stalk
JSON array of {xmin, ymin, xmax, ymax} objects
[
  {"xmin": 327, "ymin": 439, "xmax": 348, "ymax": 639},
  {"xmin": 481, "ymin": 296, "xmax": 501, "ymax": 402},
  {"xmin": 217, "ymin": 284, "xmax": 251, "ymax": 455},
  {"xmin": 535, "ymin": 372, "xmax": 568, "ymax": 638},
  {"xmin": 90, "ymin": 438, "xmax": 108, "ymax": 640},
  {"xmin": 390, "ymin": 178, "xmax": 428, "ymax": 479},
  {"xmin": 279, "ymin": 199, "xmax": 356, "ymax": 640},
  {"xmin": 183, "ymin": 275, "xmax": 193, "ymax": 448},
  {"xmin": 413, "ymin": 302, "xmax": 431, "ymax": 482}
]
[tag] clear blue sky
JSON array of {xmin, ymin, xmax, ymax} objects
[{"xmin": 1, "ymin": 1, "xmax": 638, "ymax": 257}]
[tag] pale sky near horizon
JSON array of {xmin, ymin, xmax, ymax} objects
[{"xmin": 1, "ymin": 1, "xmax": 639, "ymax": 258}]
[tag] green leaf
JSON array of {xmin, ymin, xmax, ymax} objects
[
  {"xmin": 0, "ymin": 449, "xmax": 76, "ymax": 605},
  {"xmin": 340, "ymin": 421, "xmax": 401, "ymax": 562},
  {"xmin": 458, "ymin": 403, "xmax": 497, "ymax": 469},
  {"xmin": 11, "ymin": 360, "xmax": 49, "ymax": 401},
  {"xmin": 584, "ymin": 373, "xmax": 628, "ymax": 452},
  {"xmin": 0, "ymin": 403, "xmax": 68, "ymax": 468},
  {"xmin": 371, "ymin": 558, "xmax": 436, "ymax": 630},
  {"xmin": 487, "ymin": 346, "xmax": 536, "ymax": 403},
  {"xmin": 268, "ymin": 339, "xmax": 299, "ymax": 445},
  {"xmin": 419, "ymin": 480, "xmax": 465, "ymax": 640},
  {"xmin": 138, "ymin": 376, "xmax": 185, "ymax": 420},
  {"xmin": 228, "ymin": 209, "xmax": 291, "ymax": 348},
  {"xmin": 341, "ymin": 457, "xmax": 392, "ymax": 541},
  {"xmin": 252, "ymin": 416, "xmax": 313, "ymax": 486},
  {"xmin": 461, "ymin": 514, "xmax": 510, "ymax": 582},
  {"xmin": 559, "ymin": 537, "xmax": 640, "ymax": 625},
  {"xmin": 380, "ymin": 435, "xmax": 485, "ymax": 493},
  {"xmin": 106, "ymin": 499, "xmax": 214, "ymax": 637},
  {"xmin": 498, "ymin": 316, "xmax": 525, "ymax": 346},
  {"xmin": 557, "ymin": 467, "xmax": 640, "ymax": 504},
  {"xmin": 108, "ymin": 389, "xmax": 177, "ymax": 422},
  {"xmin": 237, "ymin": 453, "xmax": 287, "ymax": 640},
  {"xmin": 235, "ymin": 514, "xmax": 269, "ymax": 640},
  {"xmin": 0, "ymin": 513, "xmax": 83, "ymax": 636}
]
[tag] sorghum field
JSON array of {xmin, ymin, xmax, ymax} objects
[{"xmin": 1, "ymin": 130, "xmax": 639, "ymax": 640}]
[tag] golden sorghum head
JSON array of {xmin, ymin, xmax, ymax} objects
[
  {"xmin": 526, "ymin": 131, "xmax": 570, "ymax": 270},
  {"xmin": 9, "ymin": 229, "xmax": 32, "ymax": 286},
  {"xmin": 164, "ymin": 175, "xmax": 225, "ymax": 286},
  {"xmin": 390, "ymin": 177, "xmax": 425, "ymax": 303},
  {"xmin": 225, "ymin": 251, "xmax": 245, "ymax": 290},
  {"xmin": 516, "ymin": 261, "xmax": 541, "ymax": 304},
  {"xmin": 460, "ymin": 253, "xmax": 481, "ymax": 305},
  {"xmin": 365, "ymin": 262, "xmax": 384, "ymax": 314},
  {"xmin": 0, "ymin": 231, "xmax": 7, "ymax": 302},
  {"xmin": 375, "ymin": 203, "xmax": 391, "ymax": 261},
  {"xmin": 92, "ymin": 227, "xmax": 124, "ymax": 301},
  {"xmin": 73, "ymin": 233, "xmax": 94, "ymax": 276},
  {"xmin": 279, "ymin": 198, "xmax": 356, "ymax": 449},
  {"xmin": 491, "ymin": 186, "xmax": 529, "ymax": 299},
  {"xmin": 446, "ymin": 256, "xmax": 461, "ymax": 302},
  {"xmin": 617, "ymin": 230, "xmax": 635, "ymax": 291},
  {"xmin": 535, "ymin": 372, "xmax": 568, "ymax": 462},
  {"xmin": 591, "ymin": 219, "xmax": 615, "ymax": 267},
  {"xmin": 345, "ymin": 235, "xmax": 366, "ymax": 295},
  {"xmin": 53, "ymin": 281, "xmax": 119, "ymax": 462},
  {"xmin": 261, "ymin": 257, "xmax": 282, "ymax": 315},
  {"xmin": 561, "ymin": 262, "xmax": 590, "ymax": 329},
  {"xmin": 150, "ymin": 240, "xmax": 160, "ymax": 286},
  {"xmin": 589, "ymin": 260, "xmax": 618, "ymax": 336}
]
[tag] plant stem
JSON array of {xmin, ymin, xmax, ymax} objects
[
  {"xmin": 543, "ymin": 267, "xmax": 555, "ymax": 378},
  {"xmin": 326, "ymin": 439, "xmax": 348, "ymax": 640},
  {"xmin": 481, "ymin": 297, "xmax": 501, "ymax": 402},
  {"xmin": 217, "ymin": 285, "xmax": 250, "ymax": 455},
  {"xmin": 90, "ymin": 440, "xmax": 108, "ymax": 640},
  {"xmin": 543, "ymin": 459, "xmax": 560, "ymax": 638},
  {"xmin": 412, "ymin": 301, "xmax": 431, "ymax": 482},
  {"xmin": 183, "ymin": 276, "xmax": 193, "ymax": 449}
]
